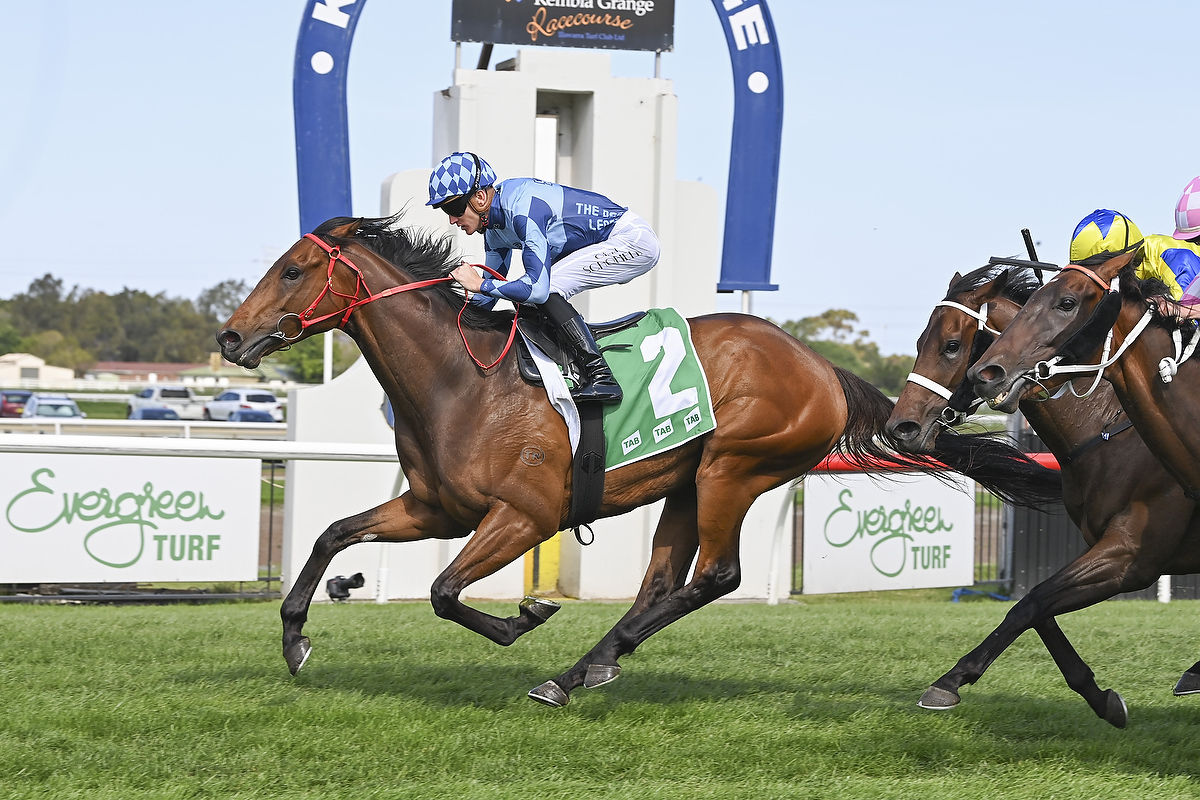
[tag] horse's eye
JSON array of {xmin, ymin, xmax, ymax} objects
[
  {"xmin": 1058, "ymin": 297, "xmax": 1077, "ymax": 312},
  {"xmin": 283, "ymin": 266, "xmax": 302, "ymax": 281},
  {"xmin": 944, "ymin": 340, "xmax": 961, "ymax": 355}
]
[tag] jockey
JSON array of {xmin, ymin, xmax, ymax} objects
[
  {"xmin": 1069, "ymin": 207, "xmax": 1200, "ymax": 320},
  {"xmin": 428, "ymin": 151, "xmax": 661, "ymax": 404}
]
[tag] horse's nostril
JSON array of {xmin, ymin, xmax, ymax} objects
[
  {"xmin": 975, "ymin": 364, "xmax": 1005, "ymax": 385},
  {"xmin": 888, "ymin": 420, "xmax": 920, "ymax": 443},
  {"xmin": 217, "ymin": 329, "xmax": 242, "ymax": 350}
]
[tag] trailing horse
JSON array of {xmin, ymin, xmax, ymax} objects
[
  {"xmin": 218, "ymin": 215, "xmax": 1060, "ymax": 706},
  {"xmin": 888, "ymin": 264, "xmax": 1200, "ymax": 727}
]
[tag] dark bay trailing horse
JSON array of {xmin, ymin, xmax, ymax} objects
[
  {"xmin": 218, "ymin": 216, "xmax": 1061, "ymax": 707},
  {"xmin": 887, "ymin": 264, "xmax": 1200, "ymax": 727}
]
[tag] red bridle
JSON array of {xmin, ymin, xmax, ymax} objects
[{"xmin": 278, "ymin": 232, "xmax": 518, "ymax": 371}]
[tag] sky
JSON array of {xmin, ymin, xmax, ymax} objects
[{"xmin": 2, "ymin": 0, "xmax": 1198, "ymax": 356}]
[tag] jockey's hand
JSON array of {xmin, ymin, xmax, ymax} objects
[{"xmin": 450, "ymin": 261, "xmax": 484, "ymax": 294}]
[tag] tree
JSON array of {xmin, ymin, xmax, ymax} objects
[
  {"xmin": 266, "ymin": 330, "xmax": 360, "ymax": 382},
  {"xmin": 775, "ymin": 309, "xmax": 913, "ymax": 397},
  {"xmin": 197, "ymin": 279, "xmax": 250, "ymax": 324}
]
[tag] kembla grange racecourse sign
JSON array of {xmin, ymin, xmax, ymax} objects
[{"xmin": 452, "ymin": 0, "xmax": 675, "ymax": 52}]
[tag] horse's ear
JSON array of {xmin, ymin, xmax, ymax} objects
[
  {"xmin": 947, "ymin": 272, "xmax": 963, "ymax": 291},
  {"xmin": 326, "ymin": 219, "xmax": 362, "ymax": 239},
  {"xmin": 1098, "ymin": 249, "xmax": 1137, "ymax": 281}
]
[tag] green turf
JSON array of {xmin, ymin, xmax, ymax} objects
[{"xmin": 0, "ymin": 599, "xmax": 1197, "ymax": 799}]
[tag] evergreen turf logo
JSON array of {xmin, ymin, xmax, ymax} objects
[
  {"xmin": 822, "ymin": 487, "xmax": 955, "ymax": 578},
  {"xmin": 5, "ymin": 468, "xmax": 226, "ymax": 568}
]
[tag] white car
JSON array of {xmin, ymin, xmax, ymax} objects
[
  {"xmin": 127, "ymin": 386, "xmax": 206, "ymax": 420},
  {"xmin": 22, "ymin": 394, "xmax": 86, "ymax": 418},
  {"xmin": 204, "ymin": 389, "xmax": 283, "ymax": 422}
]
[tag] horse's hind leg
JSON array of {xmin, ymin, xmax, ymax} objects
[
  {"xmin": 529, "ymin": 487, "xmax": 700, "ymax": 706},
  {"xmin": 533, "ymin": 478, "xmax": 757, "ymax": 706},
  {"xmin": 281, "ymin": 492, "xmax": 465, "ymax": 674}
]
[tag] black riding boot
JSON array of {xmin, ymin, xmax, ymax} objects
[{"xmin": 542, "ymin": 294, "xmax": 623, "ymax": 405}]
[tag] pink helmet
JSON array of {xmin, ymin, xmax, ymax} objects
[{"xmin": 1173, "ymin": 175, "xmax": 1200, "ymax": 240}]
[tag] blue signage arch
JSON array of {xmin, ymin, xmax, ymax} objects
[{"xmin": 293, "ymin": 0, "xmax": 783, "ymax": 292}]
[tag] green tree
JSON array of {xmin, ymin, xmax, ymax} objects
[
  {"xmin": 266, "ymin": 331, "xmax": 360, "ymax": 383},
  {"xmin": 197, "ymin": 279, "xmax": 250, "ymax": 324},
  {"xmin": 776, "ymin": 309, "xmax": 913, "ymax": 397}
]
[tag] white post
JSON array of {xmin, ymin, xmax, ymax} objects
[
  {"xmin": 323, "ymin": 331, "xmax": 334, "ymax": 384},
  {"xmin": 742, "ymin": 290, "xmax": 752, "ymax": 315},
  {"xmin": 1158, "ymin": 574, "xmax": 1171, "ymax": 603},
  {"xmin": 765, "ymin": 483, "xmax": 796, "ymax": 605}
]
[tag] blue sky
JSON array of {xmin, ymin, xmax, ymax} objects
[{"xmin": 2, "ymin": 0, "xmax": 1197, "ymax": 355}]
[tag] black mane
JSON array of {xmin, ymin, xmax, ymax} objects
[
  {"xmin": 313, "ymin": 214, "xmax": 516, "ymax": 332},
  {"xmin": 946, "ymin": 264, "xmax": 1043, "ymax": 305}
]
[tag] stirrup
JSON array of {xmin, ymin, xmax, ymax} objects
[{"xmin": 572, "ymin": 376, "xmax": 622, "ymax": 404}]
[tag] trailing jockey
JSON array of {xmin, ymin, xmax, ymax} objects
[
  {"xmin": 1069, "ymin": 206, "xmax": 1200, "ymax": 321},
  {"xmin": 428, "ymin": 152, "xmax": 661, "ymax": 404}
]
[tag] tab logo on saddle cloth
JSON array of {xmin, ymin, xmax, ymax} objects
[{"xmin": 599, "ymin": 309, "xmax": 716, "ymax": 470}]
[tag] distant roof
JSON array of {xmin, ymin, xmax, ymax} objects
[{"xmin": 90, "ymin": 361, "xmax": 208, "ymax": 375}]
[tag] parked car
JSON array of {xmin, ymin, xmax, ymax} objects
[
  {"xmin": 227, "ymin": 409, "xmax": 277, "ymax": 423},
  {"xmin": 204, "ymin": 389, "xmax": 283, "ymax": 421},
  {"xmin": 22, "ymin": 394, "xmax": 85, "ymax": 418},
  {"xmin": 128, "ymin": 407, "xmax": 181, "ymax": 421},
  {"xmin": 0, "ymin": 389, "xmax": 32, "ymax": 418},
  {"xmin": 127, "ymin": 386, "xmax": 205, "ymax": 420}
]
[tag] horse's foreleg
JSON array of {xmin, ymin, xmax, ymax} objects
[
  {"xmin": 428, "ymin": 504, "xmax": 559, "ymax": 647},
  {"xmin": 530, "ymin": 488, "xmax": 700, "ymax": 706},
  {"xmin": 1035, "ymin": 619, "xmax": 1127, "ymax": 727},
  {"xmin": 281, "ymin": 491, "xmax": 465, "ymax": 674},
  {"xmin": 920, "ymin": 530, "xmax": 1158, "ymax": 726}
]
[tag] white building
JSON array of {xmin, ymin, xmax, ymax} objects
[{"xmin": 0, "ymin": 353, "xmax": 75, "ymax": 384}]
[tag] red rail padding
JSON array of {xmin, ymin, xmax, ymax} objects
[{"xmin": 813, "ymin": 451, "xmax": 1061, "ymax": 473}]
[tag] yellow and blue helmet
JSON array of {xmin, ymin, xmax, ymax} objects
[{"xmin": 1069, "ymin": 209, "xmax": 1143, "ymax": 263}]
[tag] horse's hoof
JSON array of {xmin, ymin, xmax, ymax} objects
[
  {"xmin": 583, "ymin": 664, "xmax": 621, "ymax": 689},
  {"xmin": 284, "ymin": 637, "xmax": 312, "ymax": 676},
  {"xmin": 1174, "ymin": 671, "xmax": 1200, "ymax": 696},
  {"xmin": 520, "ymin": 596, "xmax": 561, "ymax": 622},
  {"xmin": 528, "ymin": 680, "xmax": 570, "ymax": 708},
  {"xmin": 1103, "ymin": 689, "xmax": 1128, "ymax": 728},
  {"xmin": 917, "ymin": 685, "xmax": 960, "ymax": 710}
]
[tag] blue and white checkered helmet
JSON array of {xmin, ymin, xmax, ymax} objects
[{"xmin": 426, "ymin": 152, "xmax": 497, "ymax": 206}]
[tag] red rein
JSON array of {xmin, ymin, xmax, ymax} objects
[{"xmin": 298, "ymin": 233, "xmax": 518, "ymax": 371}]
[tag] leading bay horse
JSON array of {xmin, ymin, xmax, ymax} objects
[
  {"xmin": 218, "ymin": 215, "xmax": 1060, "ymax": 707},
  {"xmin": 887, "ymin": 264, "xmax": 1200, "ymax": 727}
]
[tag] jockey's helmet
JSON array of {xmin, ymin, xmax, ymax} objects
[
  {"xmin": 1069, "ymin": 209, "xmax": 1144, "ymax": 263},
  {"xmin": 427, "ymin": 152, "xmax": 497, "ymax": 208},
  {"xmin": 1173, "ymin": 176, "xmax": 1200, "ymax": 240}
]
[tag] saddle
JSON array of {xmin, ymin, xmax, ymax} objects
[
  {"xmin": 514, "ymin": 309, "xmax": 645, "ymax": 537},
  {"xmin": 515, "ymin": 310, "xmax": 646, "ymax": 388}
]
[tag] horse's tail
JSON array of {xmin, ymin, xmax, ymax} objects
[{"xmin": 831, "ymin": 366, "xmax": 1062, "ymax": 509}]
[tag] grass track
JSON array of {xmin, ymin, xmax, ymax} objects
[{"xmin": 1, "ymin": 598, "xmax": 1198, "ymax": 799}]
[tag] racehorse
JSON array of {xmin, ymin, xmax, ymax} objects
[
  {"xmin": 217, "ymin": 215, "xmax": 1061, "ymax": 707},
  {"xmin": 887, "ymin": 264, "xmax": 1200, "ymax": 727}
]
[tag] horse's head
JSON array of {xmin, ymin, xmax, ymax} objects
[
  {"xmin": 969, "ymin": 250, "xmax": 1138, "ymax": 413},
  {"xmin": 887, "ymin": 267, "xmax": 1032, "ymax": 452},
  {"xmin": 217, "ymin": 219, "xmax": 372, "ymax": 369}
]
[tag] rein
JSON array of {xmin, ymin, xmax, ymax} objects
[
  {"xmin": 275, "ymin": 233, "xmax": 519, "ymax": 371},
  {"xmin": 904, "ymin": 300, "xmax": 995, "ymax": 425}
]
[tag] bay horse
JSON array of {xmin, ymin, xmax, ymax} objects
[
  {"xmin": 886, "ymin": 264, "xmax": 1200, "ymax": 727},
  {"xmin": 217, "ymin": 215, "xmax": 1061, "ymax": 707}
]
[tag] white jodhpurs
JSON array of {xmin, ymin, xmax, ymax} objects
[{"xmin": 547, "ymin": 211, "xmax": 661, "ymax": 301}]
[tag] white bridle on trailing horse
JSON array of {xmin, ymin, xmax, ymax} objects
[{"xmin": 904, "ymin": 300, "xmax": 1000, "ymax": 425}]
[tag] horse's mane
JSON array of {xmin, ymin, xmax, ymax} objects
[
  {"xmin": 946, "ymin": 264, "xmax": 1043, "ymax": 305},
  {"xmin": 313, "ymin": 214, "xmax": 517, "ymax": 332}
]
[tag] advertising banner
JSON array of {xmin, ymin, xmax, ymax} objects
[
  {"xmin": 451, "ymin": 0, "xmax": 675, "ymax": 52},
  {"xmin": 0, "ymin": 454, "xmax": 260, "ymax": 583},
  {"xmin": 802, "ymin": 473, "xmax": 975, "ymax": 594}
]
